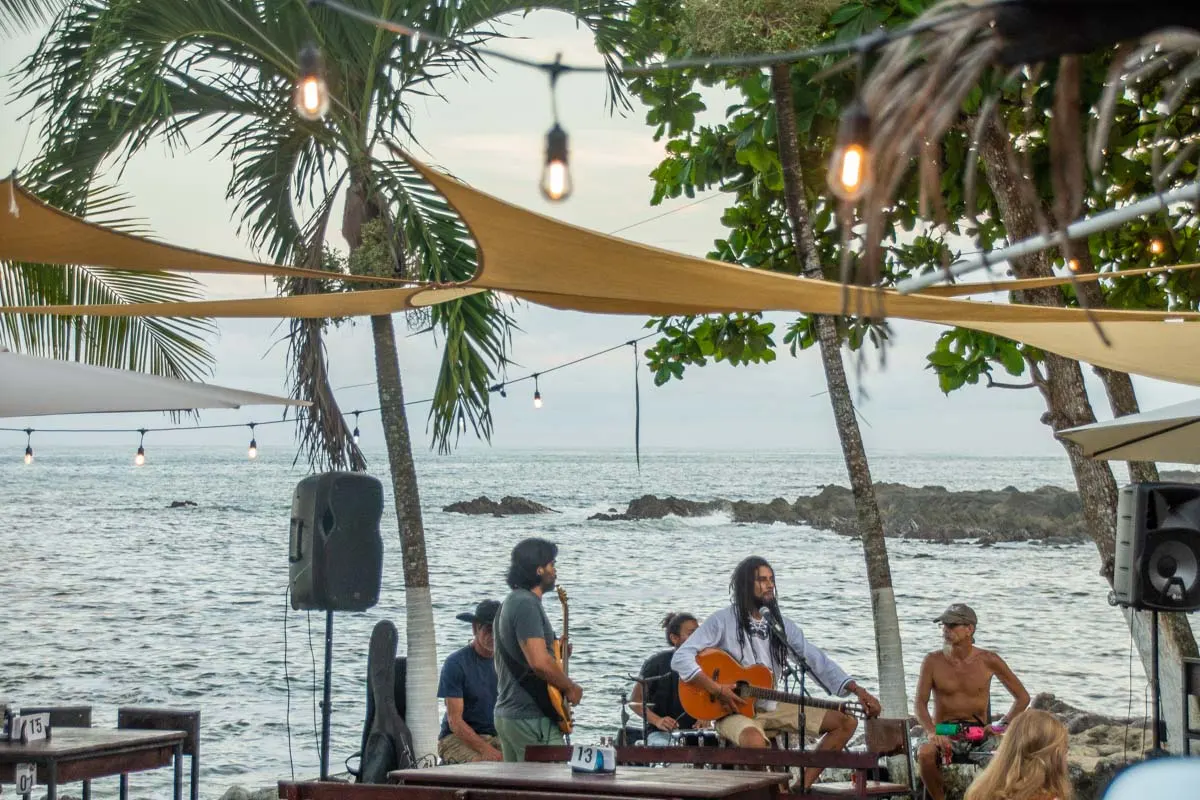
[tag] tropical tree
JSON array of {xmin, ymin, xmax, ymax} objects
[
  {"xmin": 18, "ymin": 0, "xmax": 632, "ymax": 759},
  {"xmin": 0, "ymin": 0, "xmax": 59, "ymax": 34},
  {"xmin": 627, "ymin": 0, "xmax": 919, "ymax": 733}
]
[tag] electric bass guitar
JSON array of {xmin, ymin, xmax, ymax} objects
[
  {"xmin": 545, "ymin": 585, "xmax": 574, "ymax": 734},
  {"xmin": 679, "ymin": 648, "xmax": 866, "ymax": 722}
]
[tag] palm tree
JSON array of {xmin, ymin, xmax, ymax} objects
[
  {"xmin": 0, "ymin": 0, "xmax": 59, "ymax": 33},
  {"xmin": 18, "ymin": 0, "xmax": 632, "ymax": 759}
]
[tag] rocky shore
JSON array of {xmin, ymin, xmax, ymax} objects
[{"xmin": 443, "ymin": 495, "xmax": 557, "ymax": 516}]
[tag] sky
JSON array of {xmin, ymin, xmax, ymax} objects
[{"xmin": 2, "ymin": 11, "xmax": 1197, "ymax": 459}]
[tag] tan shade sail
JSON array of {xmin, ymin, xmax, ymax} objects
[
  {"xmin": 0, "ymin": 178, "xmax": 414, "ymax": 286},
  {"xmin": 1059, "ymin": 397, "xmax": 1200, "ymax": 464},
  {"xmin": 6, "ymin": 157, "xmax": 1200, "ymax": 387},
  {"xmin": 918, "ymin": 262, "xmax": 1200, "ymax": 297}
]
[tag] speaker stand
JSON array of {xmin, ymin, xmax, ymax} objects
[
  {"xmin": 1151, "ymin": 609, "xmax": 1166, "ymax": 756},
  {"xmin": 320, "ymin": 610, "xmax": 334, "ymax": 780}
]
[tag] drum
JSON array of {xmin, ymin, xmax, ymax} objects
[{"xmin": 669, "ymin": 729, "xmax": 721, "ymax": 748}]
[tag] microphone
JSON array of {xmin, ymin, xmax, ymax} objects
[{"xmin": 759, "ymin": 606, "xmax": 785, "ymax": 634}]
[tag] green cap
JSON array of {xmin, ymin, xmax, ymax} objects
[{"xmin": 934, "ymin": 603, "xmax": 977, "ymax": 626}]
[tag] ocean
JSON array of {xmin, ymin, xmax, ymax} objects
[{"xmin": 1, "ymin": 447, "xmax": 1150, "ymax": 798}]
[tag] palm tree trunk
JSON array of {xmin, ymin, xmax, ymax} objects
[
  {"xmin": 770, "ymin": 63, "xmax": 909, "ymax": 728},
  {"xmin": 369, "ymin": 312, "xmax": 440, "ymax": 762},
  {"xmin": 978, "ymin": 123, "xmax": 1198, "ymax": 750}
]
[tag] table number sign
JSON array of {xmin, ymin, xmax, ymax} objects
[
  {"xmin": 14, "ymin": 762, "xmax": 36, "ymax": 795},
  {"xmin": 6, "ymin": 714, "xmax": 49, "ymax": 743},
  {"xmin": 568, "ymin": 743, "xmax": 616, "ymax": 773}
]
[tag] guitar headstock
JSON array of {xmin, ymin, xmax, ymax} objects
[{"xmin": 556, "ymin": 585, "xmax": 569, "ymax": 606}]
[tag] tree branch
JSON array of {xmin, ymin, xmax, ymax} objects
[{"xmin": 984, "ymin": 373, "xmax": 1038, "ymax": 390}]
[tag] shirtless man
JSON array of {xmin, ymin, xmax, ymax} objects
[{"xmin": 914, "ymin": 604, "xmax": 1030, "ymax": 800}]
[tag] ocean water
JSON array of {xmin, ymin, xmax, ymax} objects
[{"xmin": 1, "ymin": 448, "xmax": 1150, "ymax": 798}]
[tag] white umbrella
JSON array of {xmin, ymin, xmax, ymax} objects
[
  {"xmin": 0, "ymin": 347, "xmax": 308, "ymax": 418},
  {"xmin": 1059, "ymin": 398, "xmax": 1200, "ymax": 464}
]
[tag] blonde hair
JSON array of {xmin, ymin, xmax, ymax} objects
[{"xmin": 964, "ymin": 710, "xmax": 1072, "ymax": 800}]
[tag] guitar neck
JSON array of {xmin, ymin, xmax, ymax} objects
[{"xmin": 740, "ymin": 686, "xmax": 843, "ymax": 712}]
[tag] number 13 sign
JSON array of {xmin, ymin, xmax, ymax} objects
[{"xmin": 568, "ymin": 744, "xmax": 616, "ymax": 773}]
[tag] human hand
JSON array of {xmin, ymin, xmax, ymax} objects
[
  {"xmin": 930, "ymin": 734, "xmax": 951, "ymax": 754},
  {"xmin": 715, "ymin": 684, "xmax": 741, "ymax": 714},
  {"xmin": 854, "ymin": 688, "xmax": 882, "ymax": 718},
  {"xmin": 482, "ymin": 745, "xmax": 504, "ymax": 762},
  {"xmin": 655, "ymin": 716, "xmax": 679, "ymax": 732},
  {"xmin": 566, "ymin": 682, "xmax": 584, "ymax": 706}
]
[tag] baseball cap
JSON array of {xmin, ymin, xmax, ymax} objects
[
  {"xmin": 456, "ymin": 599, "xmax": 500, "ymax": 626},
  {"xmin": 934, "ymin": 603, "xmax": 978, "ymax": 626}
]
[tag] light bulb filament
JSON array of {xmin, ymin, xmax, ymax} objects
[{"xmin": 838, "ymin": 146, "xmax": 865, "ymax": 194}]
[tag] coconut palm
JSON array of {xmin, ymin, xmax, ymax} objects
[
  {"xmin": 0, "ymin": 0, "xmax": 59, "ymax": 33},
  {"xmin": 18, "ymin": 0, "xmax": 632, "ymax": 759}
]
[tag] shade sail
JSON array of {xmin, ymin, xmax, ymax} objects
[
  {"xmin": 917, "ymin": 262, "xmax": 1200, "ymax": 297},
  {"xmin": 7, "ymin": 156, "xmax": 1200, "ymax": 388},
  {"xmin": 1060, "ymin": 398, "xmax": 1200, "ymax": 464},
  {"xmin": 0, "ymin": 178, "xmax": 412, "ymax": 286},
  {"xmin": 0, "ymin": 348, "xmax": 309, "ymax": 418}
]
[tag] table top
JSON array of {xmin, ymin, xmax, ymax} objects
[
  {"xmin": 389, "ymin": 762, "xmax": 789, "ymax": 798},
  {"xmin": 0, "ymin": 728, "xmax": 186, "ymax": 760}
]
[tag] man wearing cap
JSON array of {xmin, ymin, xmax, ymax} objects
[
  {"xmin": 914, "ymin": 603, "xmax": 1030, "ymax": 800},
  {"xmin": 437, "ymin": 600, "xmax": 502, "ymax": 763}
]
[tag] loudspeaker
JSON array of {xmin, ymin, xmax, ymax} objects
[
  {"xmin": 289, "ymin": 472, "xmax": 384, "ymax": 611},
  {"xmin": 1115, "ymin": 483, "xmax": 1200, "ymax": 612}
]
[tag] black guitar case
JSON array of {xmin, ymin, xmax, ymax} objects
[{"xmin": 356, "ymin": 620, "xmax": 417, "ymax": 783}]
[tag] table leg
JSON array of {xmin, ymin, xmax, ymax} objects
[
  {"xmin": 119, "ymin": 772, "xmax": 128, "ymax": 800},
  {"xmin": 82, "ymin": 779, "xmax": 91, "ymax": 800},
  {"xmin": 174, "ymin": 742, "xmax": 184, "ymax": 800},
  {"xmin": 190, "ymin": 750, "xmax": 199, "ymax": 800},
  {"xmin": 47, "ymin": 760, "xmax": 58, "ymax": 800}
]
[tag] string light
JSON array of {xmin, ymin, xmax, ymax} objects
[
  {"xmin": 541, "ymin": 124, "xmax": 572, "ymax": 202},
  {"xmin": 533, "ymin": 374, "xmax": 543, "ymax": 409},
  {"xmin": 1149, "ymin": 238, "xmax": 1165, "ymax": 255},
  {"xmin": 294, "ymin": 43, "xmax": 331, "ymax": 121},
  {"xmin": 247, "ymin": 423, "xmax": 258, "ymax": 460},
  {"xmin": 828, "ymin": 100, "xmax": 872, "ymax": 202},
  {"xmin": 1068, "ymin": 258, "xmax": 1081, "ymax": 272},
  {"xmin": 23, "ymin": 428, "xmax": 32, "ymax": 465},
  {"xmin": 134, "ymin": 429, "xmax": 147, "ymax": 467},
  {"xmin": 352, "ymin": 411, "xmax": 361, "ymax": 445}
]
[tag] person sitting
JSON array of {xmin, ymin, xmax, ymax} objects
[
  {"xmin": 630, "ymin": 612, "xmax": 701, "ymax": 745},
  {"xmin": 964, "ymin": 709, "xmax": 1071, "ymax": 800},
  {"xmin": 916, "ymin": 603, "xmax": 1031, "ymax": 800},
  {"xmin": 437, "ymin": 600, "xmax": 502, "ymax": 763}
]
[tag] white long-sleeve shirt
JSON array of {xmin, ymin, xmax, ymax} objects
[{"xmin": 671, "ymin": 605, "xmax": 855, "ymax": 701}]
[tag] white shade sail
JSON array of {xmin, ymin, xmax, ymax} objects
[
  {"xmin": 1059, "ymin": 399, "xmax": 1200, "ymax": 464},
  {"xmin": 0, "ymin": 348, "xmax": 308, "ymax": 418}
]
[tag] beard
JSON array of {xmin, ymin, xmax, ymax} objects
[
  {"xmin": 942, "ymin": 643, "xmax": 954, "ymax": 657},
  {"xmin": 541, "ymin": 572, "xmax": 557, "ymax": 591}
]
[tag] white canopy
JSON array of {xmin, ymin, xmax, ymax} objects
[
  {"xmin": 0, "ymin": 348, "xmax": 308, "ymax": 418},
  {"xmin": 1059, "ymin": 399, "xmax": 1200, "ymax": 464}
]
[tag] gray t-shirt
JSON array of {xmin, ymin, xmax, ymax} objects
[{"xmin": 494, "ymin": 588, "xmax": 557, "ymax": 720}]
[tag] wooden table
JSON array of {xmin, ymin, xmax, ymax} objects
[
  {"xmin": 281, "ymin": 762, "xmax": 789, "ymax": 800},
  {"xmin": 0, "ymin": 728, "xmax": 186, "ymax": 800}
]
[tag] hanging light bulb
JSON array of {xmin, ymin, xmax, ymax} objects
[
  {"xmin": 1149, "ymin": 238, "xmax": 1165, "ymax": 255},
  {"xmin": 1068, "ymin": 258, "xmax": 1081, "ymax": 272},
  {"xmin": 247, "ymin": 423, "xmax": 258, "ymax": 460},
  {"xmin": 827, "ymin": 101, "xmax": 873, "ymax": 202},
  {"xmin": 533, "ymin": 374, "xmax": 543, "ymax": 409},
  {"xmin": 24, "ymin": 445, "xmax": 33, "ymax": 465},
  {"xmin": 294, "ymin": 43, "xmax": 331, "ymax": 121},
  {"xmin": 539, "ymin": 123, "xmax": 572, "ymax": 202},
  {"xmin": 352, "ymin": 411, "xmax": 361, "ymax": 446},
  {"xmin": 22, "ymin": 428, "xmax": 33, "ymax": 465},
  {"xmin": 135, "ymin": 429, "xmax": 147, "ymax": 467}
]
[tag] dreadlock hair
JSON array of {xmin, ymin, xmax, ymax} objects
[
  {"xmin": 729, "ymin": 556, "xmax": 789, "ymax": 670},
  {"xmin": 661, "ymin": 612, "xmax": 698, "ymax": 646}
]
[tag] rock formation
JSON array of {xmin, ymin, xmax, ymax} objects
[{"xmin": 442, "ymin": 495, "xmax": 557, "ymax": 516}]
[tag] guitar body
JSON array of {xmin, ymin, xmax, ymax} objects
[
  {"xmin": 679, "ymin": 649, "xmax": 774, "ymax": 721},
  {"xmin": 678, "ymin": 648, "xmax": 862, "ymax": 723},
  {"xmin": 546, "ymin": 587, "xmax": 574, "ymax": 734}
]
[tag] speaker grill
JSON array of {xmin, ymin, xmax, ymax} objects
[{"xmin": 1116, "ymin": 483, "xmax": 1200, "ymax": 612}]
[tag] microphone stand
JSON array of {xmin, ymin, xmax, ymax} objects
[{"xmin": 763, "ymin": 610, "xmax": 812, "ymax": 753}]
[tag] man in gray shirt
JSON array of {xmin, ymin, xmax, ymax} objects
[{"xmin": 493, "ymin": 537, "xmax": 583, "ymax": 761}]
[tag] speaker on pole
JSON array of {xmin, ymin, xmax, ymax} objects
[
  {"xmin": 1115, "ymin": 482, "xmax": 1200, "ymax": 612},
  {"xmin": 289, "ymin": 472, "xmax": 385, "ymax": 612}
]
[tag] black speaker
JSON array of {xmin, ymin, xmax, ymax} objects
[
  {"xmin": 289, "ymin": 472, "xmax": 385, "ymax": 611},
  {"xmin": 1115, "ymin": 482, "xmax": 1200, "ymax": 612}
]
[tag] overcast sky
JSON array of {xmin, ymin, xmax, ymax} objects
[{"xmin": 2, "ymin": 12, "xmax": 1196, "ymax": 460}]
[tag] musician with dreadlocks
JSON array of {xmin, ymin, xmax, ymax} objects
[{"xmin": 672, "ymin": 556, "xmax": 881, "ymax": 789}]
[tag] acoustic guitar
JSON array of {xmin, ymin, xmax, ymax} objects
[
  {"xmin": 679, "ymin": 648, "xmax": 866, "ymax": 722},
  {"xmin": 545, "ymin": 585, "xmax": 574, "ymax": 734}
]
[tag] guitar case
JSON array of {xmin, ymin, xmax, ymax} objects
[{"xmin": 356, "ymin": 620, "xmax": 417, "ymax": 783}]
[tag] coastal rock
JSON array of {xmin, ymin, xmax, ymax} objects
[
  {"xmin": 443, "ymin": 495, "xmax": 556, "ymax": 516},
  {"xmin": 589, "ymin": 484, "xmax": 1087, "ymax": 543},
  {"xmin": 169, "ymin": 500, "xmax": 198, "ymax": 508}
]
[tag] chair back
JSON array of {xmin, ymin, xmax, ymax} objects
[
  {"xmin": 118, "ymin": 707, "xmax": 200, "ymax": 757},
  {"xmin": 20, "ymin": 705, "xmax": 92, "ymax": 728}
]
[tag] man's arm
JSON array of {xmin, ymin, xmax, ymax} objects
[
  {"xmin": 444, "ymin": 698, "xmax": 502, "ymax": 760},
  {"xmin": 987, "ymin": 652, "xmax": 1030, "ymax": 723},
  {"xmin": 671, "ymin": 612, "xmax": 739, "ymax": 712},
  {"xmin": 518, "ymin": 636, "xmax": 582, "ymax": 704},
  {"xmin": 914, "ymin": 654, "xmax": 937, "ymax": 735}
]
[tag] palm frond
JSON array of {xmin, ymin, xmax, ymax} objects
[{"xmin": 0, "ymin": 0, "xmax": 62, "ymax": 35}]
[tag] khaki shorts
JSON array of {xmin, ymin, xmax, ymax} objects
[
  {"xmin": 437, "ymin": 732, "xmax": 501, "ymax": 763},
  {"xmin": 716, "ymin": 702, "xmax": 828, "ymax": 745}
]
